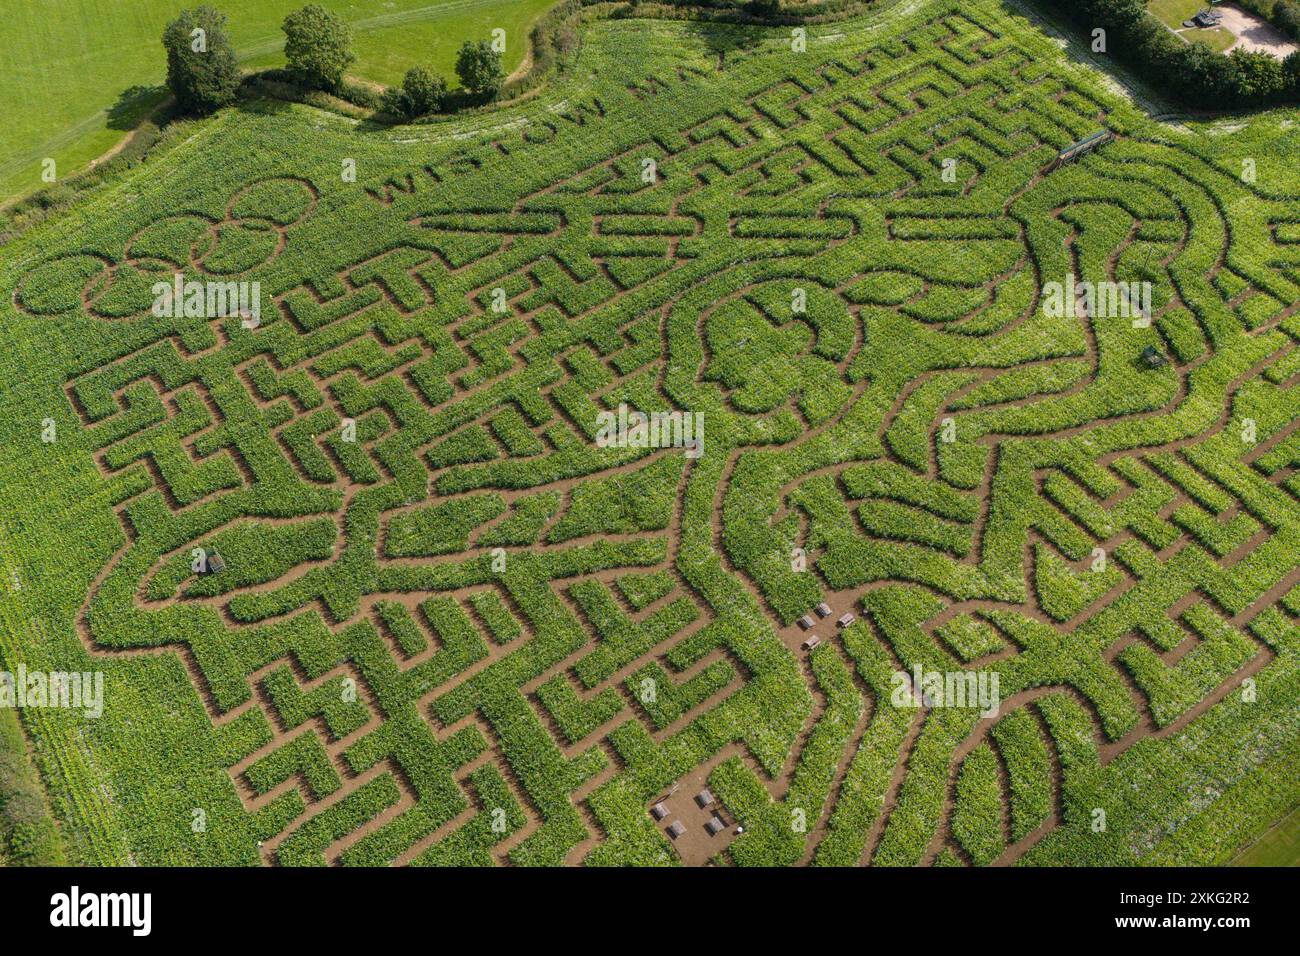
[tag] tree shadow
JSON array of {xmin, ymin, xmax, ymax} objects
[
  {"xmin": 682, "ymin": 19, "xmax": 769, "ymax": 70},
  {"xmin": 235, "ymin": 95, "xmax": 299, "ymax": 119},
  {"xmin": 107, "ymin": 85, "xmax": 168, "ymax": 131},
  {"xmin": 355, "ymin": 114, "xmax": 397, "ymax": 133}
]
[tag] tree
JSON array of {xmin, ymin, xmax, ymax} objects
[
  {"xmin": 385, "ymin": 66, "xmax": 446, "ymax": 119},
  {"xmin": 1285, "ymin": 51, "xmax": 1300, "ymax": 96},
  {"xmin": 162, "ymin": 6, "xmax": 240, "ymax": 115},
  {"xmin": 1173, "ymin": 39, "xmax": 1233, "ymax": 100},
  {"xmin": 1275, "ymin": 3, "xmax": 1300, "ymax": 42},
  {"xmin": 456, "ymin": 40, "xmax": 505, "ymax": 99},
  {"xmin": 282, "ymin": 4, "xmax": 355, "ymax": 91},
  {"xmin": 402, "ymin": 67, "xmax": 447, "ymax": 116},
  {"xmin": 1229, "ymin": 48, "xmax": 1286, "ymax": 104}
]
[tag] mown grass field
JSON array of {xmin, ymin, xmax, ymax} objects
[
  {"xmin": 1149, "ymin": 0, "xmax": 1206, "ymax": 29},
  {"xmin": 0, "ymin": 0, "xmax": 557, "ymax": 205},
  {"xmin": 1189, "ymin": 26, "xmax": 1237, "ymax": 52},
  {"xmin": 1148, "ymin": 1, "xmax": 1236, "ymax": 54},
  {"xmin": 1231, "ymin": 804, "xmax": 1300, "ymax": 865},
  {"xmin": 0, "ymin": 0, "xmax": 1298, "ymax": 866}
]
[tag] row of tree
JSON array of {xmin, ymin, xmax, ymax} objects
[
  {"xmin": 1038, "ymin": 0, "xmax": 1300, "ymax": 107},
  {"xmin": 162, "ymin": 4, "xmax": 506, "ymax": 118},
  {"xmin": 160, "ymin": 0, "xmax": 1300, "ymax": 121},
  {"xmin": 384, "ymin": 42, "xmax": 506, "ymax": 119}
]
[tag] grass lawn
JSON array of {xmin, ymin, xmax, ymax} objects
[
  {"xmin": 1231, "ymin": 805, "xmax": 1300, "ymax": 866},
  {"xmin": 1149, "ymin": 0, "xmax": 1210, "ymax": 30},
  {"xmin": 0, "ymin": 0, "xmax": 557, "ymax": 205},
  {"xmin": 1186, "ymin": 25, "xmax": 1236, "ymax": 52},
  {"xmin": 1150, "ymin": 2, "xmax": 1236, "ymax": 58},
  {"xmin": 0, "ymin": 706, "xmax": 65, "ymax": 864}
]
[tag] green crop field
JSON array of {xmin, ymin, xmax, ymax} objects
[
  {"xmin": 0, "ymin": 0, "xmax": 557, "ymax": 206},
  {"xmin": 1, "ymin": 0, "xmax": 1298, "ymax": 869}
]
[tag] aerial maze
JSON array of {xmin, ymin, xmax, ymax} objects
[{"xmin": 2, "ymin": 0, "xmax": 1299, "ymax": 866}]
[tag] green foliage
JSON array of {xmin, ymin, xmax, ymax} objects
[
  {"xmin": 952, "ymin": 744, "xmax": 1005, "ymax": 865},
  {"xmin": 0, "ymin": 709, "xmax": 66, "ymax": 865},
  {"xmin": 388, "ymin": 66, "xmax": 448, "ymax": 119},
  {"xmin": 1230, "ymin": 48, "xmax": 1288, "ymax": 102},
  {"xmin": 616, "ymin": 569, "xmax": 676, "ymax": 610},
  {"xmin": 162, "ymin": 6, "xmax": 239, "ymax": 115},
  {"xmin": 3, "ymin": 0, "xmax": 1299, "ymax": 870},
  {"xmin": 282, "ymin": 4, "xmax": 355, "ymax": 91},
  {"xmin": 456, "ymin": 39, "xmax": 505, "ymax": 98},
  {"xmin": 991, "ymin": 709, "xmax": 1052, "ymax": 842},
  {"xmin": 386, "ymin": 495, "xmax": 505, "ymax": 557},
  {"xmin": 1036, "ymin": 0, "xmax": 1300, "ymax": 106}
]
